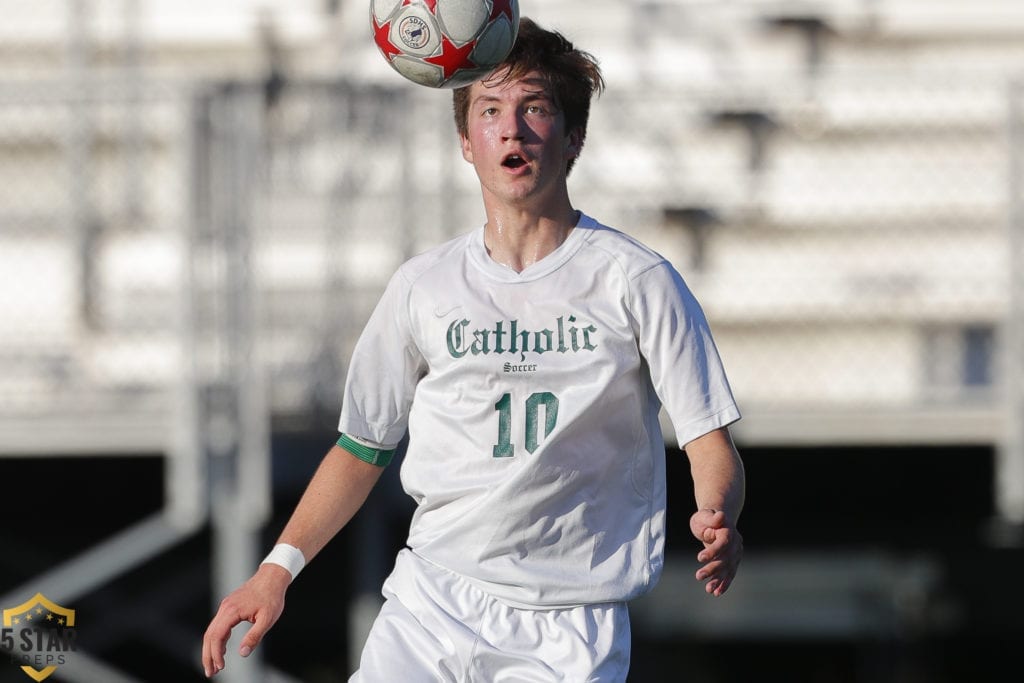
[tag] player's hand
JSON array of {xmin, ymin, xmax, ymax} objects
[
  {"xmin": 689, "ymin": 508, "xmax": 742, "ymax": 597},
  {"xmin": 201, "ymin": 564, "xmax": 291, "ymax": 677}
]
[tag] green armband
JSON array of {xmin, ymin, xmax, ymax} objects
[{"xmin": 337, "ymin": 434, "xmax": 395, "ymax": 467}]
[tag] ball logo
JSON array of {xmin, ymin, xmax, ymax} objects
[{"xmin": 398, "ymin": 16, "xmax": 431, "ymax": 50}]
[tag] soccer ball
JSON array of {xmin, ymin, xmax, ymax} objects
[{"xmin": 370, "ymin": 0, "xmax": 520, "ymax": 89}]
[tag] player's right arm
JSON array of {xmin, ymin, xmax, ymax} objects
[{"xmin": 201, "ymin": 444, "xmax": 385, "ymax": 678}]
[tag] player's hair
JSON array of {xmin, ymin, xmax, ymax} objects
[{"xmin": 452, "ymin": 17, "xmax": 605, "ymax": 174}]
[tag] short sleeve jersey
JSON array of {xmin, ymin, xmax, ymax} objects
[{"xmin": 339, "ymin": 213, "xmax": 740, "ymax": 609}]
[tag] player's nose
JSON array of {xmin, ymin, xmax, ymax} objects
[{"xmin": 499, "ymin": 110, "xmax": 527, "ymax": 140}]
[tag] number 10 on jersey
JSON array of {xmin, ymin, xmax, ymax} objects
[{"xmin": 493, "ymin": 392, "xmax": 559, "ymax": 457}]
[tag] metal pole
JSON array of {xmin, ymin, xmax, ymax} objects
[
  {"xmin": 169, "ymin": 88, "xmax": 212, "ymax": 533},
  {"xmin": 201, "ymin": 84, "xmax": 272, "ymax": 682},
  {"xmin": 122, "ymin": 0, "xmax": 144, "ymax": 224},
  {"xmin": 996, "ymin": 78, "xmax": 1024, "ymax": 539},
  {"xmin": 65, "ymin": 0, "xmax": 99, "ymax": 330}
]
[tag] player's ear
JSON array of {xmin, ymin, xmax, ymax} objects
[
  {"xmin": 565, "ymin": 127, "xmax": 583, "ymax": 160},
  {"xmin": 460, "ymin": 133, "xmax": 474, "ymax": 164}
]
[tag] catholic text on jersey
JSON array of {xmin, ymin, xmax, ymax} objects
[{"xmin": 445, "ymin": 314, "xmax": 598, "ymax": 362}]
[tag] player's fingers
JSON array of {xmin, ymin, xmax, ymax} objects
[
  {"xmin": 203, "ymin": 624, "xmax": 230, "ymax": 677},
  {"xmin": 202, "ymin": 623, "xmax": 221, "ymax": 676},
  {"xmin": 695, "ymin": 557, "xmax": 720, "ymax": 581},
  {"xmin": 713, "ymin": 574, "xmax": 735, "ymax": 596},
  {"xmin": 690, "ymin": 508, "xmax": 728, "ymax": 543},
  {"xmin": 712, "ymin": 567, "xmax": 739, "ymax": 596},
  {"xmin": 696, "ymin": 545, "xmax": 740, "ymax": 577},
  {"xmin": 697, "ymin": 548, "xmax": 742, "ymax": 591},
  {"xmin": 202, "ymin": 628, "xmax": 224, "ymax": 677},
  {"xmin": 239, "ymin": 617, "xmax": 268, "ymax": 657},
  {"xmin": 689, "ymin": 508, "xmax": 714, "ymax": 537},
  {"xmin": 201, "ymin": 634, "xmax": 211, "ymax": 677},
  {"xmin": 698, "ymin": 527, "xmax": 733, "ymax": 562},
  {"xmin": 203, "ymin": 606, "xmax": 244, "ymax": 676},
  {"xmin": 240, "ymin": 603, "xmax": 283, "ymax": 657},
  {"xmin": 696, "ymin": 561, "xmax": 734, "ymax": 595}
]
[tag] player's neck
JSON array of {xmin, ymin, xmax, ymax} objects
[{"xmin": 482, "ymin": 204, "xmax": 580, "ymax": 273}]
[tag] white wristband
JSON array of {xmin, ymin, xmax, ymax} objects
[{"xmin": 260, "ymin": 543, "xmax": 306, "ymax": 582}]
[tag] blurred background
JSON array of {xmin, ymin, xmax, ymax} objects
[{"xmin": 1, "ymin": 0, "xmax": 1022, "ymax": 681}]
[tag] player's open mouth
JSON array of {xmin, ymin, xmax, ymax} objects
[{"xmin": 502, "ymin": 154, "xmax": 527, "ymax": 169}]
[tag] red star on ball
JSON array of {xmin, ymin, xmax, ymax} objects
[
  {"xmin": 372, "ymin": 16, "xmax": 402, "ymax": 61},
  {"xmin": 489, "ymin": 0, "xmax": 515, "ymax": 22},
  {"xmin": 402, "ymin": 0, "xmax": 438, "ymax": 11},
  {"xmin": 424, "ymin": 34, "xmax": 478, "ymax": 81}
]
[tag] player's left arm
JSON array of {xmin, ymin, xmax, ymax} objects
[{"xmin": 684, "ymin": 426, "xmax": 745, "ymax": 597}]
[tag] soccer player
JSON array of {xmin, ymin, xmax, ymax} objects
[{"xmin": 202, "ymin": 17, "xmax": 745, "ymax": 681}]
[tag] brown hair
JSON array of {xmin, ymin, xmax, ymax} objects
[{"xmin": 453, "ymin": 17, "xmax": 604, "ymax": 173}]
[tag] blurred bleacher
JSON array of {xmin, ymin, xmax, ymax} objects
[
  {"xmin": 1, "ymin": 0, "xmax": 1019, "ymax": 454},
  {"xmin": 1, "ymin": 1, "xmax": 1023, "ymax": 681}
]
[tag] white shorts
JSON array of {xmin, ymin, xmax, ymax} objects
[{"xmin": 350, "ymin": 549, "xmax": 631, "ymax": 683}]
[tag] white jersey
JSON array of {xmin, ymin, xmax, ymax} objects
[{"xmin": 339, "ymin": 213, "xmax": 740, "ymax": 609}]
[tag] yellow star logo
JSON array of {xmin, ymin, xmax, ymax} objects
[{"xmin": 2, "ymin": 593, "xmax": 77, "ymax": 682}]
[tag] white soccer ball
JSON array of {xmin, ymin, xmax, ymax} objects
[{"xmin": 370, "ymin": 0, "xmax": 520, "ymax": 88}]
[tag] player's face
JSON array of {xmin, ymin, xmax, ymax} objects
[{"xmin": 459, "ymin": 70, "xmax": 581, "ymax": 208}]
